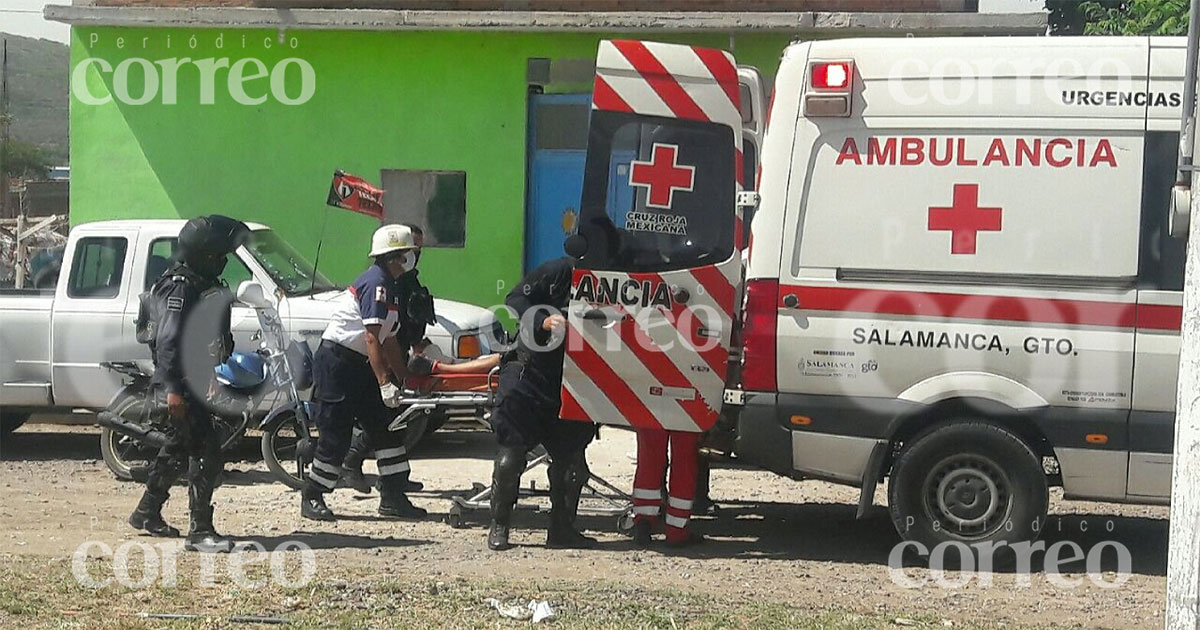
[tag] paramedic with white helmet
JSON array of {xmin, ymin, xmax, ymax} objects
[{"xmin": 300, "ymin": 224, "xmax": 428, "ymax": 522}]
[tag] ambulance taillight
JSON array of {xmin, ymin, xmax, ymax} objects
[
  {"xmin": 741, "ymin": 279, "xmax": 778, "ymax": 392},
  {"xmin": 805, "ymin": 60, "xmax": 854, "ymax": 118}
]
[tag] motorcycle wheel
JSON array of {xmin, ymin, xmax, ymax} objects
[
  {"xmin": 261, "ymin": 409, "xmax": 314, "ymax": 491},
  {"xmin": 99, "ymin": 394, "xmax": 160, "ymax": 481}
]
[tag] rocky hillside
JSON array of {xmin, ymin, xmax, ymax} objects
[{"xmin": 1, "ymin": 33, "xmax": 69, "ymax": 164}]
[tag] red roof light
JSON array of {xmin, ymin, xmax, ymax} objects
[{"xmin": 811, "ymin": 61, "xmax": 853, "ymax": 91}]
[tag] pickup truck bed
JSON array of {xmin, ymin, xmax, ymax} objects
[{"xmin": 0, "ymin": 292, "xmax": 54, "ymax": 407}]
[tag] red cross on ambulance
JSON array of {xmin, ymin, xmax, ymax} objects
[
  {"xmin": 629, "ymin": 143, "xmax": 696, "ymax": 209},
  {"xmin": 927, "ymin": 183, "xmax": 1003, "ymax": 255}
]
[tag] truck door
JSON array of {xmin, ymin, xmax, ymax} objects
[
  {"xmin": 50, "ymin": 228, "xmax": 136, "ymax": 408},
  {"xmin": 559, "ymin": 40, "xmax": 743, "ymax": 432}
]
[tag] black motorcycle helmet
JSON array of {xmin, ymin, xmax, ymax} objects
[{"xmin": 178, "ymin": 215, "xmax": 250, "ymax": 280}]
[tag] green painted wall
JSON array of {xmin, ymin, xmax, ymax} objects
[{"xmin": 69, "ymin": 27, "xmax": 791, "ymax": 308}]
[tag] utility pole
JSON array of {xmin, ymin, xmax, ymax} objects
[
  {"xmin": 1169, "ymin": 2, "xmax": 1200, "ymax": 628},
  {"xmin": 1, "ymin": 37, "xmax": 9, "ymax": 219}
]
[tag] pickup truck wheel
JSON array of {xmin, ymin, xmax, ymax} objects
[
  {"xmin": 0, "ymin": 411, "xmax": 30, "ymax": 437},
  {"xmin": 99, "ymin": 396, "xmax": 158, "ymax": 481},
  {"xmin": 888, "ymin": 421, "xmax": 1047, "ymax": 559}
]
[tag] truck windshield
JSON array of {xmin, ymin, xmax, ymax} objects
[
  {"xmin": 575, "ymin": 111, "xmax": 736, "ymax": 273},
  {"xmin": 245, "ymin": 230, "xmax": 338, "ymax": 296}
]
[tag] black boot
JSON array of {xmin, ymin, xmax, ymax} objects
[
  {"xmin": 134, "ymin": 443, "xmax": 186, "ymax": 537},
  {"xmin": 340, "ymin": 429, "xmax": 373, "ymax": 493},
  {"xmin": 545, "ymin": 453, "xmax": 597, "ymax": 549},
  {"xmin": 378, "ymin": 478, "xmax": 427, "ymax": 519},
  {"xmin": 375, "ymin": 476, "xmax": 424, "ymax": 493},
  {"xmin": 488, "ymin": 445, "xmax": 524, "ymax": 551},
  {"xmin": 301, "ymin": 486, "xmax": 336, "ymax": 521},
  {"xmin": 631, "ymin": 520, "xmax": 652, "ymax": 548},
  {"xmin": 184, "ymin": 506, "xmax": 232, "ymax": 553},
  {"xmin": 128, "ymin": 490, "xmax": 180, "ymax": 538},
  {"xmin": 340, "ymin": 448, "xmax": 372, "ymax": 494}
]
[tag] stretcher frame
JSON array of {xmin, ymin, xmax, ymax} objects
[
  {"xmin": 389, "ymin": 367, "xmax": 634, "ymax": 530},
  {"xmin": 447, "ymin": 448, "xmax": 636, "ymax": 531}
]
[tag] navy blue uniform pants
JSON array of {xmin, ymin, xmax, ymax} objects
[{"xmin": 305, "ymin": 341, "xmax": 410, "ymax": 494}]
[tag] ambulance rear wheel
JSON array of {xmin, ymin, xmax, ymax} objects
[{"xmin": 888, "ymin": 421, "xmax": 1047, "ymax": 558}]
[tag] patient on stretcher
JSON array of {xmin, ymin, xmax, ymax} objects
[{"xmin": 407, "ymin": 338, "xmax": 501, "ymax": 377}]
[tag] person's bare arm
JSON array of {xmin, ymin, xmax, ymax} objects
[
  {"xmin": 433, "ymin": 353, "xmax": 501, "ymax": 375},
  {"xmin": 364, "ymin": 324, "xmax": 392, "ymax": 386},
  {"xmin": 382, "ymin": 336, "xmax": 410, "ymax": 382}
]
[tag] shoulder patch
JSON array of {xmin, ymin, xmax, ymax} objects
[{"xmin": 166, "ymin": 296, "xmax": 184, "ymax": 312}]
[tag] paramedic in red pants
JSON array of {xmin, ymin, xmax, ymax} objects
[{"xmin": 632, "ymin": 429, "xmax": 704, "ymax": 547}]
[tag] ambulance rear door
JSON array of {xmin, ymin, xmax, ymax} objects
[
  {"xmin": 560, "ymin": 40, "xmax": 744, "ymax": 433},
  {"xmin": 738, "ymin": 65, "xmax": 768, "ymax": 236}
]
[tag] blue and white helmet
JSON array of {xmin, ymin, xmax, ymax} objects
[{"xmin": 214, "ymin": 352, "xmax": 268, "ymax": 390}]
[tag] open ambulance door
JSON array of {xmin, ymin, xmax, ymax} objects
[
  {"xmin": 559, "ymin": 40, "xmax": 744, "ymax": 433},
  {"xmin": 737, "ymin": 66, "xmax": 767, "ymax": 242}
]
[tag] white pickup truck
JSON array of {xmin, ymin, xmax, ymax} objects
[{"xmin": 0, "ymin": 219, "xmax": 504, "ymax": 435}]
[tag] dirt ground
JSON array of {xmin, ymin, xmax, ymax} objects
[{"xmin": 0, "ymin": 418, "xmax": 1171, "ymax": 629}]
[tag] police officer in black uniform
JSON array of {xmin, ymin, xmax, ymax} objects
[
  {"xmin": 128, "ymin": 214, "xmax": 249, "ymax": 553},
  {"xmin": 488, "ymin": 256, "xmax": 597, "ymax": 551}
]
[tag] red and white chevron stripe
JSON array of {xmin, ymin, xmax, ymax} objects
[{"xmin": 563, "ymin": 267, "xmax": 738, "ymax": 432}]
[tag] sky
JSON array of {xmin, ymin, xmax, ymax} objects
[
  {"xmin": 0, "ymin": 0, "xmax": 1048, "ymax": 45},
  {"xmin": 1, "ymin": 0, "xmax": 71, "ymax": 44},
  {"xmin": 979, "ymin": 0, "xmax": 1046, "ymax": 12}
]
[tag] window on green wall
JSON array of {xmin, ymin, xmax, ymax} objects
[{"xmin": 380, "ymin": 170, "xmax": 467, "ymax": 248}]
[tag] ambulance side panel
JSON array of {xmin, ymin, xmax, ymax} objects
[{"xmin": 755, "ymin": 38, "xmax": 1165, "ymax": 500}]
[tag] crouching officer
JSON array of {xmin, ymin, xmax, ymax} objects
[
  {"xmin": 301, "ymin": 224, "xmax": 427, "ymax": 521},
  {"xmin": 128, "ymin": 214, "xmax": 249, "ymax": 553},
  {"xmin": 488, "ymin": 256, "xmax": 597, "ymax": 551}
]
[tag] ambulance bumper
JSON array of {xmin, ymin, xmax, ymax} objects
[{"xmin": 735, "ymin": 392, "xmax": 912, "ymax": 486}]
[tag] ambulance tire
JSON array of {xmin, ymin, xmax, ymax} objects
[{"xmin": 888, "ymin": 421, "xmax": 1048, "ymax": 564}]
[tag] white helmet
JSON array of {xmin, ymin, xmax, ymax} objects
[{"xmin": 369, "ymin": 224, "xmax": 417, "ymax": 257}]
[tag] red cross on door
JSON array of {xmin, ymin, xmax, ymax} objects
[
  {"xmin": 629, "ymin": 143, "xmax": 696, "ymax": 209},
  {"xmin": 927, "ymin": 184, "xmax": 1003, "ymax": 255}
]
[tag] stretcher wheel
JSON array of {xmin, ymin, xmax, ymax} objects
[
  {"xmin": 617, "ymin": 510, "xmax": 636, "ymax": 535},
  {"xmin": 447, "ymin": 504, "xmax": 465, "ymax": 529}
]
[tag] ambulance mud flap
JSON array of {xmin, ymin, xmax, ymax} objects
[{"xmin": 855, "ymin": 442, "xmax": 888, "ymax": 519}]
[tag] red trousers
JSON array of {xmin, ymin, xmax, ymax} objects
[{"xmin": 632, "ymin": 428, "xmax": 700, "ymax": 543}]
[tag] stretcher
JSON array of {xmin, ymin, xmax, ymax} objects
[{"xmin": 388, "ymin": 365, "xmax": 634, "ymax": 531}]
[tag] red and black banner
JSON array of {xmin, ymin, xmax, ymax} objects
[{"xmin": 327, "ymin": 170, "xmax": 385, "ymax": 220}]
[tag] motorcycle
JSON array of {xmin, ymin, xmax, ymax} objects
[
  {"xmin": 96, "ymin": 359, "xmax": 258, "ymax": 481},
  {"xmin": 238, "ymin": 281, "xmax": 318, "ymax": 490},
  {"xmin": 98, "ymin": 281, "xmax": 315, "ymax": 489}
]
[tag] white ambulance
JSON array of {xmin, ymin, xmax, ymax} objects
[{"xmin": 560, "ymin": 37, "xmax": 1187, "ymax": 549}]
